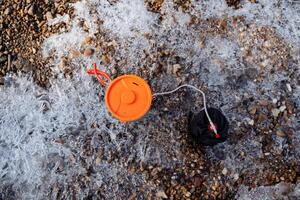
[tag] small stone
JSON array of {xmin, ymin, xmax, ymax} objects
[
  {"xmin": 111, "ymin": 67, "xmax": 117, "ymax": 75},
  {"xmin": 54, "ymin": 138, "xmax": 64, "ymax": 144},
  {"xmin": 102, "ymin": 54, "xmax": 110, "ymax": 64},
  {"xmin": 264, "ymin": 152, "xmax": 270, "ymax": 156},
  {"xmin": 211, "ymin": 184, "xmax": 218, "ymax": 191},
  {"xmin": 248, "ymin": 106, "xmax": 257, "ymax": 115},
  {"xmin": 156, "ymin": 191, "xmax": 168, "ymax": 199},
  {"xmin": 222, "ymin": 168, "xmax": 228, "ymax": 175},
  {"xmin": 233, "ymin": 173, "xmax": 239, "ymax": 181},
  {"xmin": 218, "ymin": 19, "xmax": 227, "ymax": 30},
  {"xmin": 276, "ymin": 130, "xmax": 286, "ymax": 137},
  {"xmin": 286, "ymin": 83, "xmax": 292, "ymax": 92},
  {"xmin": 271, "ymin": 108, "xmax": 280, "ymax": 118},
  {"xmin": 172, "ymin": 64, "xmax": 181, "ymax": 75},
  {"xmin": 257, "ymin": 114, "xmax": 267, "ymax": 123},
  {"xmin": 248, "ymin": 119, "xmax": 255, "ymax": 126},
  {"xmin": 4, "ymin": 7, "xmax": 11, "ymax": 15},
  {"xmin": 128, "ymin": 193, "xmax": 137, "ymax": 200},
  {"xmin": 0, "ymin": 56, "xmax": 7, "ymax": 64},
  {"xmin": 28, "ymin": 5, "xmax": 36, "ymax": 16},
  {"xmin": 0, "ymin": 77, "xmax": 4, "ymax": 85},
  {"xmin": 84, "ymin": 48, "xmax": 95, "ymax": 57},
  {"xmin": 82, "ymin": 36, "xmax": 93, "ymax": 45},
  {"xmin": 199, "ymin": 40, "xmax": 205, "ymax": 48},
  {"xmin": 279, "ymin": 105, "xmax": 286, "ymax": 112},
  {"xmin": 95, "ymin": 157, "xmax": 101, "ymax": 165},
  {"xmin": 185, "ymin": 192, "xmax": 191, "ymax": 197},
  {"xmin": 59, "ymin": 57, "xmax": 68, "ymax": 70},
  {"xmin": 259, "ymin": 99, "xmax": 269, "ymax": 106},
  {"xmin": 45, "ymin": 11, "xmax": 53, "ymax": 21},
  {"xmin": 272, "ymin": 98, "xmax": 278, "ymax": 104}
]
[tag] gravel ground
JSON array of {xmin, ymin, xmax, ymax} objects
[{"xmin": 0, "ymin": 0, "xmax": 299, "ymax": 199}]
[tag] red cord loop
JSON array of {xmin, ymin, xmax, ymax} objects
[{"xmin": 87, "ymin": 63, "xmax": 111, "ymax": 87}]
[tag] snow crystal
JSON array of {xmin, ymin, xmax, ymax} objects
[
  {"xmin": 42, "ymin": 26, "xmax": 88, "ymax": 59},
  {"xmin": 47, "ymin": 14, "xmax": 70, "ymax": 26},
  {"xmin": 193, "ymin": 0, "xmax": 230, "ymax": 19},
  {"xmin": 0, "ymin": 71, "xmax": 114, "ymax": 198},
  {"xmin": 93, "ymin": 0, "xmax": 157, "ymax": 38}
]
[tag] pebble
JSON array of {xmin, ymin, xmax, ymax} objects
[
  {"xmin": 222, "ymin": 168, "xmax": 228, "ymax": 175},
  {"xmin": 4, "ymin": 7, "xmax": 11, "ymax": 15},
  {"xmin": 248, "ymin": 119, "xmax": 255, "ymax": 126},
  {"xmin": 276, "ymin": 130, "xmax": 286, "ymax": 137},
  {"xmin": 128, "ymin": 193, "xmax": 137, "ymax": 200},
  {"xmin": 248, "ymin": 106, "xmax": 257, "ymax": 115},
  {"xmin": 82, "ymin": 36, "xmax": 93, "ymax": 45},
  {"xmin": 0, "ymin": 77, "xmax": 4, "ymax": 85},
  {"xmin": 172, "ymin": 64, "xmax": 181, "ymax": 75},
  {"xmin": 192, "ymin": 175, "xmax": 203, "ymax": 187},
  {"xmin": 0, "ymin": 56, "xmax": 7, "ymax": 64},
  {"xmin": 45, "ymin": 11, "xmax": 53, "ymax": 21},
  {"xmin": 279, "ymin": 105, "xmax": 286, "ymax": 112},
  {"xmin": 259, "ymin": 99, "xmax": 269, "ymax": 106},
  {"xmin": 185, "ymin": 192, "xmax": 191, "ymax": 197},
  {"xmin": 28, "ymin": 5, "xmax": 36, "ymax": 16},
  {"xmin": 59, "ymin": 57, "xmax": 68, "ymax": 70},
  {"xmin": 102, "ymin": 54, "xmax": 110, "ymax": 64},
  {"xmin": 84, "ymin": 48, "xmax": 95, "ymax": 57},
  {"xmin": 111, "ymin": 67, "xmax": 117, "ymax": 75},
  {"xmin": 233, "ymin": 173, "xmax": 239, "ymax": 181},
  {"xmin": 271, "ymin": 108, "xmax": 280, "ymax": 118},
  {"xmin": 286, "ymin": 83, "xmax": 292, "ymax": 92},
  {"xmin": 156, "ymin": 191, "xmax": 168, "ymax": 199},
  {"xmin": 272, "ymin": 98, "xmax": 278, "ymax": 104}
]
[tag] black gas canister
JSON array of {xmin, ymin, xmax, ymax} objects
[{"xmin": 188, "ymin": 107, "xmax": 229, "ymax": 146}]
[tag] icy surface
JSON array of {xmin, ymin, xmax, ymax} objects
[
  {"xmin": 236, "ymin": 182, "xmax": 300, "ymax": 200},
  {"xmin": 94, "ymin": 0, "xmax": 157, "ymax": 38}
]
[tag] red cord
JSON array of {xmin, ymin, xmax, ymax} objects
[{"xmin": 87, "ymin": 63, "xmax": 111, "ymax": 87}]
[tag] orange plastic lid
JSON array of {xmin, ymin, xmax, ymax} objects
[{"xmin": 105, "ymin": 75, "xmax": 152, "ymax": 122}]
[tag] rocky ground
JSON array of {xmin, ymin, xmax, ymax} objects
[{"xmin": 0, "ymin": 0, "xmax": 299, "ymax": 199}]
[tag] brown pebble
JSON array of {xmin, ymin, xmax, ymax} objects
[
  {"xmin": 82, "ymin": 36, "xmax": 93, "ymax": 45},
  {"xmin": 128, "ymin": 193, "xmax": 137, "ymax": 200},
  {"xmin": 248, "ymin": 105, "xmax": 257, "ymax": 115},
  {"xmin": 28, "ymin": 5, "xmax": 36, "ymax": 16},
  {"xmin": 259, "ymin": 99, "xmax": 269, "ymax": 106},
  {"xmin": 45, "ymin": 11, "xmax": 53, "ymax": 21},
  {"xmin": 192, "ymin": 175, "xmax": 203, "ymax": 187},
  {"xmin": 276, "ymin": 130, "xmax": 286, "ymax": 137},
  {"xmin": 102, "ymin": 54, "xmax": 110, "ymax": 64},
  {"xmin": 0, "ymin": 77, "xmax": 4, "ymax": 85},
  {"xmin": 84, "ymin": 48, "xmax": 95, "ymax": 57}
]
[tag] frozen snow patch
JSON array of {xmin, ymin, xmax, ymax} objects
[
  {"xmin": 94, "ymin": 0, "xmax": 157, "ymax": 38},
  {"xmin": 235, "ymin": 182, "xmax": 300, "ymax": 200}
]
